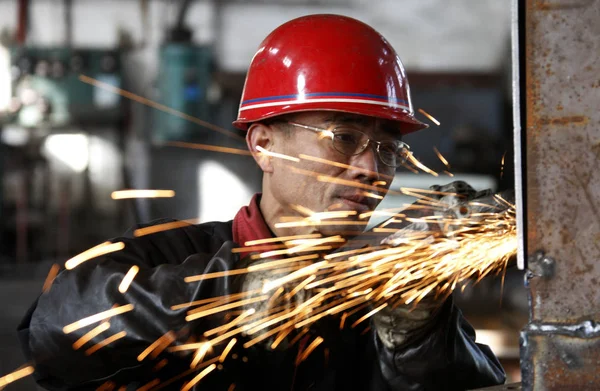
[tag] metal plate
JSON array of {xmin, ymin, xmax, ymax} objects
[
  {"xmin": 524, "ymin": 0, "xmax": 600, "ymax": 325},
  {"xmin": 520, "ymin": 0, "xmax": 600, "ymax": 389}
]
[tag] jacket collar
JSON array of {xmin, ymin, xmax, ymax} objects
[{"xmin": 233, "ymin": 193, "xmax": 274, "ymax": 259}]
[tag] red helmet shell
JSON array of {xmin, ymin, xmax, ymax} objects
[{"xmin": 233, "ymin": 14, "xmax": 427, "ymax": 135}]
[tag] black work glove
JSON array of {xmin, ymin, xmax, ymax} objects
[{"xmin": 373, "ymin": 181, "xmax": 498, "ymax": 349}]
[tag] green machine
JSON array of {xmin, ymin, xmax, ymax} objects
[
  {"xmin": 8, "ymin": 47, "xmax": 122, "ymax": 128},
  {"xmin": 154, "ymin": 43, "xmax": 213, "ymax": 142}
]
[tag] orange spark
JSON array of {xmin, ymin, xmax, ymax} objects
[
  {"xmin": 274, "ymin": 220, "xmax": 367, "ymax": 228},
  {"xmin": 339, "ymin": 313, "xmax": 348, "ymax": 329},
  {"xmin": 315, "ymin": 173, "xmax": 400, "ymax": 195},
  {"xmin": 294, "ymin": 295, "xmax": 361, "ymax": 329},
  {"xmin": 219, "ymin": 338, "xmax": 237, "ymax": 363},
  {"xmin": 288, "ymin": 328, "xmax": 309, "ymax": 347},
  {"xmin": 111, "ymin": 190, "xmax": 175, "ymax": 200},
  {"xmin": 401, "ymin": 161, "xmax": 419, "ymax": 174},
  {"xmin": 0, "ymin": 365, "xmax": 35, "ymax": 388},
  {"xmin": 180, "ymin": 364, "xmax": 217, "ymax": 391},
  {"xmin": 166, "ymin": 141, "xmax": 252, "ymax": 156},
  {"xmin": 230, "ymin": 244, "xmax": 286, "ymax": 253},
  {"xmin": 249, "ymin": 246, "xmax": 334, "ymax": 260},
  {"xmin": 400, "ymin": 187, "xmax": 461, "ymax": 197},
  {"xmin": 63, "ymin": 304, "xmax": 134, "ymax": 334},
  {"xmin": 244, "ymin": 319, "xmax": 297, "ymax": 348},
  {"xmin": 324, "ymin": 246, "xmax": 384, "ymax": 260},
  {"xmin": 65, "ymin": 241, "xmax": 125, "ymax": 270},
  {"xmin": 267, "ymin": 287, "xmax": 285, "ymax": 309},
  {"xmin": 72, "ymin": 322, "xmax": 110, "ymax": 350},
  {"xmin": 137, "ymin": 331, "xmax": 176, "ymax": 361},
  {"xmin": 308, "ymin": 210, "xmax": 358, "ymax": 221},
  {"xmin": 246, "ymin": 290, "xmax": 333, "ymax": 336},
  {"xmin": 186, "ymin": 296, "xmax": 269, "ymax": 321},
  {"xmin": 190, "ymin": 342, "xmax": 212, "ymax": 368},
  {"xmin": 182, "ymin": 291, "xmax": 261, "ymax": 315},
  {"xmin": 96, "ymin": 381, "xmax": 116, "ymax": 390},
  {"xmin": 358, "ymin": 208, "xmax": 405, "ymax": 220},
  {"xmin": 42, "ymin": 263, "xmax": 60, "ymax": 293},
  {"xmin": 444, "ymin": 170, "xmax": 454, "ymax": 177},
  {"xmin": 204, "ymin": 309, "xmax": 255, "ymax": 337},
  {"xmin": 405, "ymin": 152, "xmax": 439, "ymax": 177},
  {"xmin": 418, "ymin": 108, "xmax": 441, "ymax": 125},
  {"xmin": 360, "ymin": 191, "xmax": 383, "ymax": 200},
  {"xmin": 433, "ymin": 146, "xmax": 450, "ymax": 169},
  {"xmin": 244, "ymin": 234, "xmax": 322, "ymax": 246},
  {"xmin": 184, "ymin": 268, "xmax": 250, "ymax": 283},
  {"xmin": 78, "ymin": 75, "xmax": 243, "ymax": 141},
  {"xmin": 153, "ymin": 358, "xmax": 168, "ymax": 372},
  {"xmin": 282, "ymin": 275, "xmax": 316, "ymax": 301},
  {"xmin": 85, "ymin": 331, "xmax": 127, "ymax": 355},
  {"xmin": 373, "ymin": 227, "xmax": 402, "ymax": 233},
  {"xmin": 259, "ymin": 237, "xmax": 344, "ymax": 258},
  {"xmin": 298, "ymin": 336, "xmax": 324, "ymax": 363},
  {"xmin": 288, "ymin": 166, "xmax": 402, "ymax": 195},
  {"xmin": 305, "ymin": 267, "xmax": 369, "ymax": 290},
  {"xmin": 298, "ymin": 154, "xmax": 394, "ymax": 181},
  {"xmin": 171, "ymin": 296, "xmax": 221, "ymax": 311},
  {"xmin": 133, "ymin": 219, "xmax": 199, "ymax": 237},
  {"xmin": 290, "ymin": 204, "xmax": 315, "ymax": 217},
  {"xmin": 261, "ymin": 261, "xmax": 328, "ymax": 293},
  {"xmin": 118, "ymin": 266, "xmax": 140, "ymax": 293},
  {"xmin": 270, "ymin": 327, "xmax": 294, "ymax": 350},
  {"xmin": 136, "ymin": 379, "xmax": 160, "ymax": 391},
  {"xmin": 350, "ymin": 303, "xmax": 388, "ymax": 328},
  {"xmin": 256, "ymin": 146, "xmax": 300, "ymax": 162}
]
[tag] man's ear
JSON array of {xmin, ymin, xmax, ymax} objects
[{"xmin": 246, "ymin": 123, "xmax": 274, "ymax": 173}]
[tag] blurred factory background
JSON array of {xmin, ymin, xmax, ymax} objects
[{"xmin": 0, "ymin": 0, "xmax": 524, "ymax": 389}]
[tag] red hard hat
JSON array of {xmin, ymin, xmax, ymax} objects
[{"xmin": 233, "ymin": 14, "xmax": 427, "ymax": 135}]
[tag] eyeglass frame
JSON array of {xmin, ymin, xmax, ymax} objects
[{"xmin": 285, "ymin": 121, "xmax": 411, "ymax": 168}]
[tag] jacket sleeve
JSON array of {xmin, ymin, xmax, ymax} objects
[
  {"xmin": 18, "ymin": 220, "xmax": 238, "ymax": 390},
  {"xmin": 374, "ymin": 295, "xmax": 506, "ymax": 391}
]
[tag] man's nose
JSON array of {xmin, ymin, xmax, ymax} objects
[{"xmin": 349, "ymin": 143, "xmax": 382, "ymax": 181}]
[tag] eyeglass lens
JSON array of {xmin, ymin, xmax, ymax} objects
[{"xmin": 331, "ymin": 128, "xmax": 406, "ymax": 167}]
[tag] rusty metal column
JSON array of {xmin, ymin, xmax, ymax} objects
[{"xmin": 517, "ymin": 0, "xmax": 600, "ymax": 389}]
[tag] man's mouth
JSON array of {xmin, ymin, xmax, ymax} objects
[{"xmin": 336, "ymin": 194, "xmax": 377, "ymax": 213}]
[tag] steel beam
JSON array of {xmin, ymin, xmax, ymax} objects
[{"xmin": 517, "ymin": 0, "xmax": 600, "ymax": 389}]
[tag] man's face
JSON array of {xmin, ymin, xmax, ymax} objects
[{"xmin": 262, "ymin": 111, "xmax": 400, "ymax": 237}]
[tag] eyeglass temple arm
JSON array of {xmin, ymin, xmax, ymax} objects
[{"xmin": 287, "ymin": 122, "xmax": 334, "ymax": 139}]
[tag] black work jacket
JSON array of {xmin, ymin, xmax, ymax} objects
[{"xmin": 18, "ymin": 219, "xmax": 505, "ymax": 390}]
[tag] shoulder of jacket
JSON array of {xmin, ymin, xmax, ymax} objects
[{"xmin": 127, "ymin": 218, "xmax": 233, "ymax": 241}]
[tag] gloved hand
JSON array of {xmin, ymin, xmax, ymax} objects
[{"xmin": 372, "ymin": 181, "xmax": 493, "ymax": 350}]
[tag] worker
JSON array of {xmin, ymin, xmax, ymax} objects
[{"xmin": 19, "ymin": 14, "xmax": 506, "ymax": 390}]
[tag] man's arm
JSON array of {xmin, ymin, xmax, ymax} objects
[
  {"xmin": 18, "ymin": 220, "xmax": 237, "ymax": 390},
  {"xmin": 373, "ymin": 295, "xmax": 506, "ymax": 391}
]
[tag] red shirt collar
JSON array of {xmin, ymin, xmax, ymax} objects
[{"xmin": 233, "ymin": 193, "xmax": 274, "ymax": 259}]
